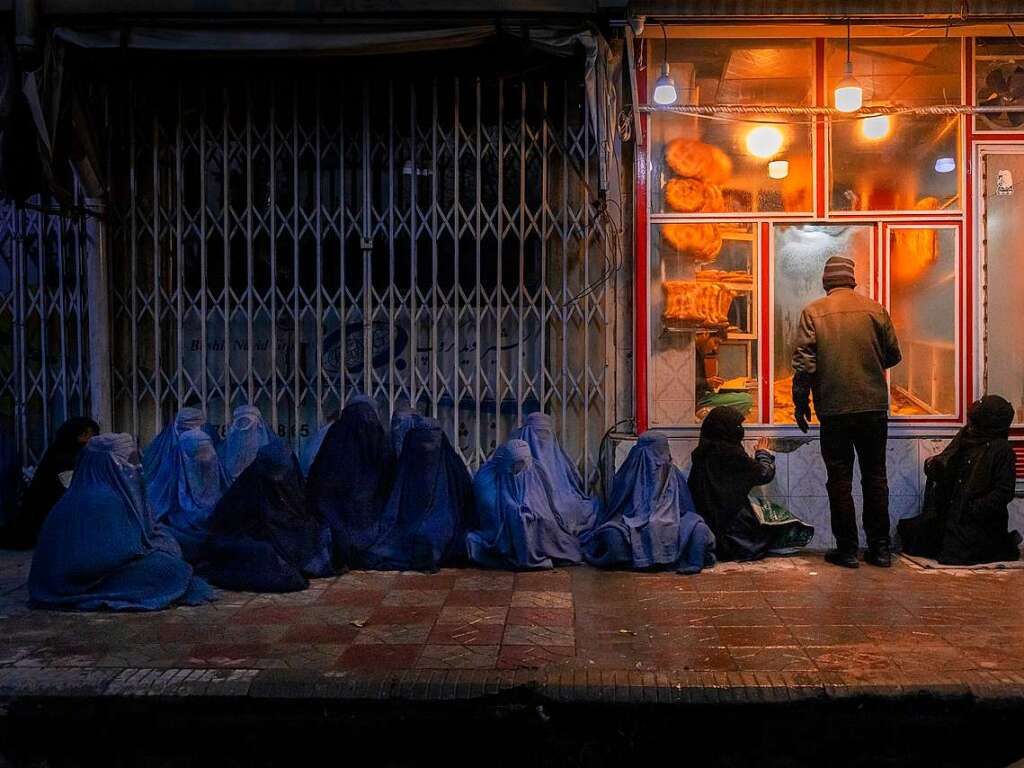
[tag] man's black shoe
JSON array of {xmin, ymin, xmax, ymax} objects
[
  {"xmin": 865, "ymin": 545, "xmax": 892, "ymax": 568},
  {"xmin": 825, "ymin": 549, "xmax": 859, "ymax": 569}
]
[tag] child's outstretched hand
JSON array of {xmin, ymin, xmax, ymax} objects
[{"xmin": 755, "ymin": 437, "xmax": 773, "ymax": 453}]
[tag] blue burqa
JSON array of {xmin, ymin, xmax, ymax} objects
[
  {"xmin": 144, "ymin": 407, "xmax": 207, "ymax": 523},
  {"xmin": 466, "ymin": 439, "xmax": 582, "ymax": 570},
  {"xmin": 582, "ymin": 431, "xmax": 716, "ymax": 574},
  {"xmin": 512, "ymin": 412, "xmax": 598, "ymax": 535},
  {"xmin": 299, "ymin": 420, "xmax": 334, "ymax": 477},
  {"xmin": 221, "ymin": 405, "xmax": 279, "ymax": 483},
  {"xmin": 162, "ymin": 429, "xmax": 229, "ymax": 551},
  {"xmin": 306, "ymin": 396, "xmax": 393, "ymax": 567},
  {"xmin": 28, "ymin": 433, "xmax": 214, "ymax": 611},
  {"xmin": 365, "ymin": 418, "xmax": 474, "ymax": 572},
  {"xmin": 195, "ymin": 442, "xmax": 334, "ymax": 592},
  {"xmin": 390, "ymin": 407, "xmax": 419, "ymax": 458}
]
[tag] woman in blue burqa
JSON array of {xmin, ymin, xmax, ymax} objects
[
  {"xmin": 306, "ymin": 396, "xmax": 393, "ymax": 567},
  {"xmin": 2, "ymin": 416, "xmax": 99, "ymax": 549},
  {"xmin": 144, "ymin": 407, "xmax": 211, "ymax": 522},
  {"xmin": 365, "ymin": 416, "xmax": 474, "ymax": 572},
  {"xmin": 582, "ymin": 431, "xmax": 716, "ymax": 575},
  {"xmin": 467, "ymin": 438, "xmax": 582, "ymax": 569},
  {"xmin": 299, "ymin": 411, "xmax": 339, "ymax": 477},
  {"xmin": 512, "ymin": 412, "xmax": 598, "ymax": 536},
  {"xmin": 193, "ymin": 441, "xmax": 334, "ymax": 592},
  {"xmin": 390, "ymin": 406, "xmax": 419, "ymax": 458},
  {"xmin": 28, "ymin": 433, "xmax": 214, "ymax": 611},
  {"xmin": 159, "ymin": 428, "xmax": 229, "ymax": 554},
  {"xmin": 221, "ymin": 405, "xmax": 280, "ymax": 483}
]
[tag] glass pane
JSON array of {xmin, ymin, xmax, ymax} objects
[
  {"xmin": 650, "ymin": 222, "xmax": 760, "ymax": 426},
  {"xmin": 772, "ymin": 224, "xmax": 873, "ymax": 424},
  {"xmin": 827, "ymin": 38, "xmax": 961, "ymax": 212},
  {"xmin": 983, "ymin": 153, "xmax": 1024, "ymax": 421},
  {"xmin": 889, "ymin": 227, "xmax": 957, "ymax": 416},
  {"xmin": 649, "ymin": 39, "xmax": 814, "ymax": 214},
  {"xmin": 975, "ymin": 38, "xmax": 1024, "ymax": 132}
]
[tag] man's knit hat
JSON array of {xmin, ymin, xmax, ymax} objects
[{"xmin": 822, "ymin": 255, "xmax": 857, "ymax": 291}]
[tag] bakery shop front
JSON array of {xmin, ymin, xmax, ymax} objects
[{"xmin": 630, "ymin": 20, "xmax": 1024, "ymax": 539}]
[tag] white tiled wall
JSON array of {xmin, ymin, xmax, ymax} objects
[{"xmin": 611, "ymin": 436, "xmax": 983, "ymax": 551}]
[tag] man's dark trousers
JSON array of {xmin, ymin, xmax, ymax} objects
[{"xmin": 819, "ymin": 411, "xmax": 890, "ymax": 555}]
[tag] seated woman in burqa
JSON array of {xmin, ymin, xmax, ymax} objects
[
  {"xmin": 299, "ymin": 411, "xmax": 338, "ymax": 477},
  {"xmin": 28, "ymin": 433, "xmax": 214, "ymax": 611},
  {"xmin": 582, "ymin": 431, "xmax": 716, "ymax": 575},
  {"xmin": 193, "ymin": 441, "xmax": 334, "ymax": 592},
  {"xmin": 1, "ymin": 416, "xmax": 99, "ymax": 550},
  {"xmin": 365, "ymin": 417, "xmax": 474, "ymax": 572},
  {"xmin": 688, "ymin": 407, "xmax": 813, "ymax": 562},
  {"xmin": 390, "ymin": 406, "xmax": 419, "ymax": 458},
  {"xmin": 512, "ymin": 412, "xmax": 598, "ymax": 536},
  {"xmin": 466, "ymin": 439, "xmax": 582, "ymax": 569},
  {"xmin": 159, "ymin": 428, "xmax": 229, "ymax": 554},
  {"xmin": 221, "ymin": 405, "xmax": 281, "ymax": 483},
  {"xmin": 900, "ymin": 395, "xmax": 1021, "ymax": 565},
  {"xmin": 143, "ymin": 407, "xmax": 216, "ymax": 522},
  {"xmin": 306, "ymin": 396, "xmax": 393, "ymax": 567}
]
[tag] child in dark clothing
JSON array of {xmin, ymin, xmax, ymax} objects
[
  {"xmin": 900, "ymin": 395, "xmax": 1021, "ymax": 565},
  {"xmin": 688, "ymin": 406, "xmax": 813, "ymax": 561}
]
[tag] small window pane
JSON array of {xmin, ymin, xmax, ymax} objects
[
  {"xmin": 827, "ymin": 39, "xmax": 961, "ymax": 212},
  {"xmin": 650, "ymin": 223, "xmax": 759, "ymax": 426},
  {"xmin": 889, "ymin": 227, "xmax": 957, "ymax": 417},
  {"xmin": 649, "ymin": 39, "xmax": 814, "ymax": 215},
  {"xmin": 982, "ymin": 153, "xmax": 1024, "ymax": 421},
  {"xmin": 772, "ymin": 224, "xmax": 873, "ymax": 424},
  {"xmin": 975, "ymin": 38, "xmax": 1024, "ymax": 132}
]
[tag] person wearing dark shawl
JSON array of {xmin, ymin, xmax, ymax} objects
[
  {"xmin": 28, "ymin": 433, "xmax": 214, "ymax": 611},
  {"xmin": 194, "ymin": 441, "xmax": 334, "ymax": 592},
  {"xmin": 221, "ymin": 405, "xmax": 280, "ymax": 483},
  {"xmin": 1, "ymin": 416, "xmax": 99, "ymax": 550},
  {"xmin": 365, "ymin": 416, "xmax": 474, "ymax": 572},
  {"xmin": 306, "ymin": 396, "xmax": 393, "ymax": 567},
  {"xmin": 390, "ymin": 406, "xmax": 419, "ymax": 458},
  {"xmin": 0, "ymin": 426, "xmax": 22, "ymax": 537},
  {"xmin": 467, "ymin": 439, "xmax": 582, "ymax": 569},
  {"xmin": 512, "ymin": 412, "xmax": 598, "ymax": 536},
  {"xmin": 688, "ymin": 407, "xmax": 813, "ymax": 562},
  {"xmin": 160, "ymin": 428, "xmax": 229, "ymax": 552},
  {"xmin": 900, "ymin": 395, "xmax": 1021, "ymax": 565},
  {"xmin": 582, "ymin": 431, "xmax": 716, "ymax": 574},
  {"xmin": 143, "ymin": 407, "xmax": 207, "ymax": 523}
]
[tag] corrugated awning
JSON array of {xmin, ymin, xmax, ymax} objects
[{"xmin": 632, "ymin": 0, "xmax": 1024, "ymax": 19}]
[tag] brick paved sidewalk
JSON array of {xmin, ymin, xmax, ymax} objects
[{"xmin": 2, "ymin": 550, "xmax": 1024, "ymax": 704}]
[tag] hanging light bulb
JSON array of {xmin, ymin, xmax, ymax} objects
[
  {"xmin": 746, "ymin": 126, "xmax": 784, "ymax": 158},
  {"xmin": 861, "ymin": 114, "xmax": 891, "ymax": 140},
  {"xmin": 834, "ymin": 21, "xmax": 863, "ymax": 113},
  {"xmin": 768, "ymin": 160, "xmax": 790, "ymax": 179},
  {"xmin": 652, "ymin": 24, "xmax": 677, "ymax": 106}
]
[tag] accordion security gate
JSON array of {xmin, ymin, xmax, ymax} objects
[
  {"xmin": 0, "ymin": 197, "xmax": 91, "ymax": 466},
  {"xmin": 108, "ymin": 60, "xmax": 615, "ymax": 482}
]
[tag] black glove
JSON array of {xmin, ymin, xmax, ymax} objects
[{"xmin": 792, "ymin": 372, "xmax": 813, "ymax": 434}]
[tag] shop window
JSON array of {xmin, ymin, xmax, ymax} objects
[
  {"xmin": 981, "ymin": 151, "xmax": 1024, "ymax": 422},
  {"xmin": 827, "ymin": 39, "xmax": 961, "ymax": 212},
  {"xmin": 975, "ymin": 38, "xmax": 1024, "ymax": 132},
  {"xmin": 649, "ymin": 39, "xmax": 814, "ymax": 215},
  {"xmin": 771, "ymin": 224, "xmax": 873, "ymax": 423},
  {"xmin": 888, "ymin": 226, "xmax": 957, "ymax": 417},
  {"xmin": 650, "ymin": 222, "xmax": 759, "ymax": 426}
]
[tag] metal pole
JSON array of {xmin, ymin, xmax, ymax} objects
[{"xmin": 84, "ymin": 197, "xmax": 112, "ymax": 430}]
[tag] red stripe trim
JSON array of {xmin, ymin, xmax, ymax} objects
[
  {"xmin": 814, "ymin": 38, "xmax": 826, "ymax": 218},
  {"xmin": 635, "ymin": 38, "xmax": 649, "ymax": 435},
  {"xmin": 963, "ymin": 39, "xmax": 974, "ymax": 418},
  {"xmin": 759, "ymin": 221, "xmax": 771, "ymax": 423}
]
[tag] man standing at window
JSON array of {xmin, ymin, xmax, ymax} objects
[{"xmin": 791, "ymin": 255, "xmax": 902, "ymax": 569}]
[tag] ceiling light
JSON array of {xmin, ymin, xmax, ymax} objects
[
  {"xmin": 652, "ymin": 24, "xmax": 677, "ymax": 106},
  {"xmin": 746, "ymin": 126, "xmax": 784, "ymax": 158},
  {"xmin": 860, "ymin": 114, "xmax": 891, "ymax": 140},
  {"xmin": 768, "ymin": 160, "xmax": 790, "ymax": 179},
  {"xmin": 834, "ymin": 22, "xmax": 863, "ymax": 113}
]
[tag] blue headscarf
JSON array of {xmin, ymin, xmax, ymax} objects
[
  {"xmin": 467, "ymin": 439, "xmax": 582, "ymax": 570},
  {"xmin": 306, "ymin": 396, "xmax": 392, "ymax": 567},
  {"xmin": 144, "ymin": 407, "xmax": 206, "ymax": 522},
  {"xmin": 582, "ymin": 431, "xmax": 716, "ymax": 574},
  {"xmin": 221, "ymin": 405, "xmax": 277, "ymax": 482},
  {"xmin": 390, "ymin": 406, "xmax": 419, "ymax": 458},
  {"xmin": 512, "ymin": 412, "xmax": 598, "ymax": 535},
  {"xmin": 163, "ymin": 428, "xmax": 228, "ymax": 546},
  {"xmin": 365, "ymin": 417, "xmax": 474, "ymax": 572},
  {"xmin": 28, "ymin": 433, "xmax": 214, "ymax": 611},
  {"xmin": 196, "ymin": 441, "xmax": 334, "ymax": 592}
]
